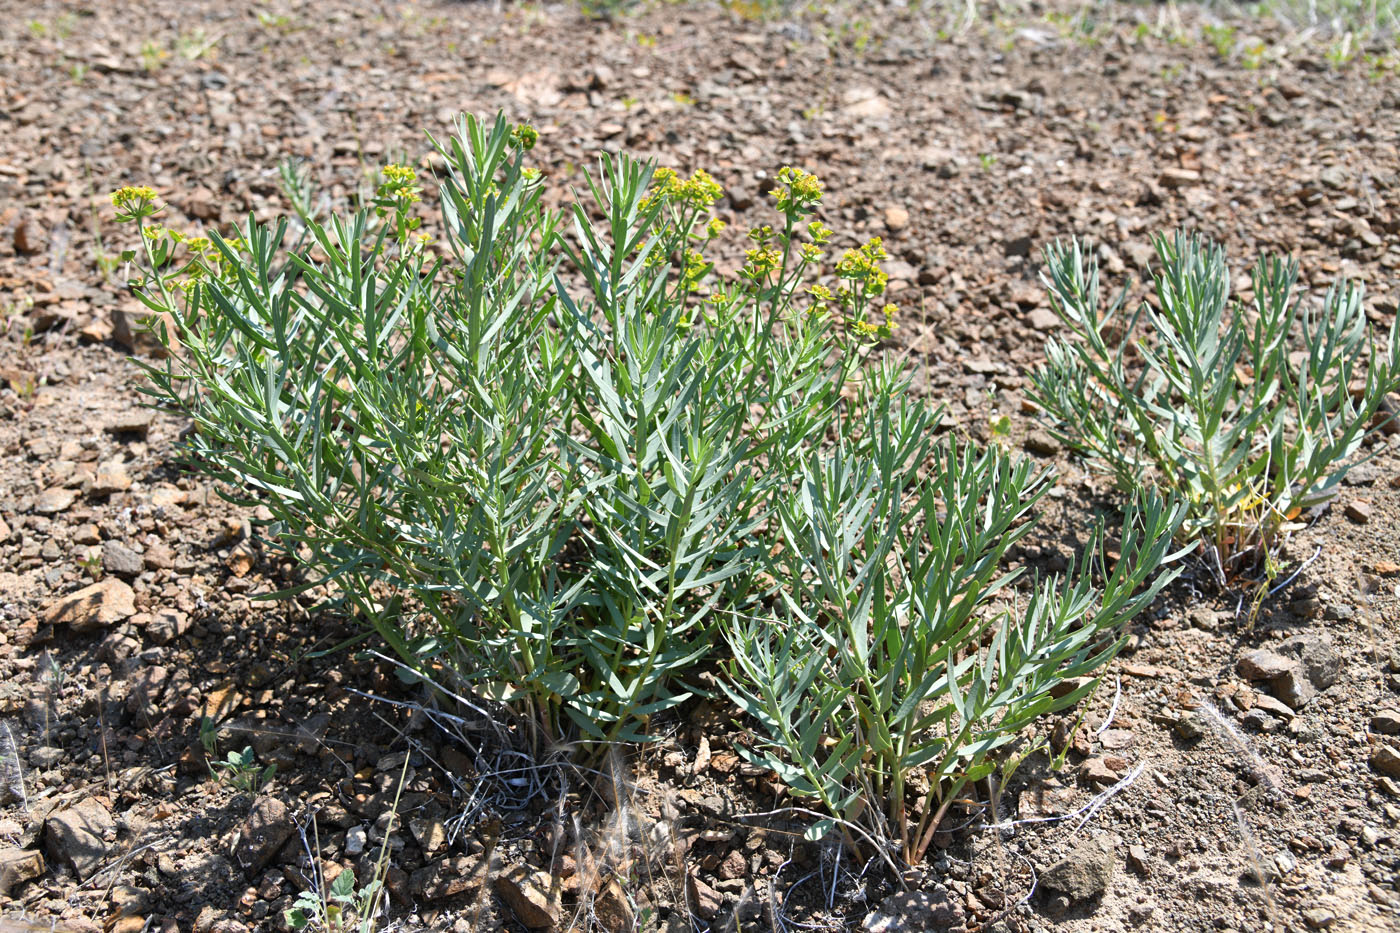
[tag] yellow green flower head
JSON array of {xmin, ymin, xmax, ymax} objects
[
  {"xmin": 742, "ymin": 246, "xmax": 782, "ymax": 281},
  {"xmin": 639, "ymin": 167, "xmax": 677, "ymax": 212},
  {"xmin": 642, "ymin": 239, "xmax": 670, "ymax": 269},
  {"xmin": 110, "ymin": 185, "xmax": 157, "ymax": 209},
  {"xmin": 641, "ymin": 166, "xmax": 724, "ymax": 211},
  {"xmin": 799, "ymin": 243, "xmax": 822, "ymax": 263},
  {"xmin": 747, "ymin": 224, "xmax": 775, "ymax": 246},
  {"xmin": 381, "ymin": 163, "xmax": 417, "ymax": 185},
  {"xmin": 376, "ymin": 163, "xmax": 423, "ymax": 218},
  {"xmin": 771, "ymin": 166, "xmax": 823, "ymax": 215},
  {"xmin": 704, "ymin": 217, "xmax": 726, "ymax": 240},
  {"xmin": 836, "ymin": 238, "xmax": 890, "ymax": 294},
  {"xmin": 808, "ymin": 283, "xmax": 835, "ymax": 301},
  {"xmin": 680, "ymin": 249, "xmax": 709, "ymax": 289},
  {"xmin": 510, "ymin": 124, "xmax": 539, "ymax": 150},
  {"xmin": 807, "ymin": 219, "xmax": 833, "ymax": 244},
  {"xmin": 110, "ymin": 185, "xmax": 161, "ymax": 221},
  {"xmin": 675, "ymin": 168, "xmax": 723, "ymax": 209},
  {"xmin": 881, "ymin": 303, "xmax": 899, "ymax": 331},
  {"xmin": 522, "ymin": 166, "xmax": 542, "ymax": 181},
  {"xmin": 850, "ymin": 302, "xmax": 899, "ymax": 340}
]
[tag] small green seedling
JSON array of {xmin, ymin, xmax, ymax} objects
[
  {"xmin": 212, "ymin": 746, "xmax": 275, "ymax": 794},
  {"xmin": 286, "ymin": 867, "xmax": 382, "ymax": 933}
]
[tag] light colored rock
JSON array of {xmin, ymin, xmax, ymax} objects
[
  {"xmin": 1237, "ymin": 649, "xmax": 1315, "ymax": 708},
  {"xmin": 1303, "ymin": 907, "xmax": 1337, "ymax": 929},
  {"xmin": 840, "ymin": 86, "xmax": 891, "ymax": 118},
  {"xmin": 1158, "ymin": 168, "xmax": 1202, "ymax": 188},
  {"xmin": 1371, "ymin": 710, "xmax": 1400, "ymax": 735},
  {"xmin": 883, "ymin": 206, "xmax": 910, "ymax": 230},
  {"xmin": 1371, "ymin": 745, "xmax": 1400, "ymax": 779},
  {"xmin": 0, "ymin": 846, "xmax": 44, "ymax": 896},
  {"xmin": 1236, "ymin": 649, "xmax": 1294, "ymax": 681},
  {"xmin": 494, "ymin": 865, "xmax": 559, "ymax": 929},
  {"xmin": 408, "ymin": 816, "xmax": 446, "ymax": 854},
  {"xmin": 1027, "ymin": 307, "xmax": 1060, "ymax": 331},
  {"xmin": 35, "ymin": 487, "xmax": 77, "ymax": 514},
  {"xmin": 102, "ymin": 541, "xmax": 144, "ymax": 578},
  {"xmin": 91, "ymin": 464, "xmax": 132, "ymax": 497},
  {"xmin": 42, "ymin": 579, "xmax": 136, "ymax": 632},
  {"xmin": 1040, "ymin": 835, "xmax": 1115, "ymax": 903},
  {"xmin": 687, "ymin": 875, "xmax": 723, "ymax": 921},
  {"xmin": 1271, "ymin": 665, "xmax": 1315, "ymax": 709}
]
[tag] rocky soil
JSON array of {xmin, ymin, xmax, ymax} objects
[{"xmin": 1, "ymin": 1, "xmax": 1399, "ymax": 931}]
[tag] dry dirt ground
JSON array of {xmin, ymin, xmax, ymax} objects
[{"xmin": 1, "ymin": 1, "xmax": 1399, "ymax": 931}]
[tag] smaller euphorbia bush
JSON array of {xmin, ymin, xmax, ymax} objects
[
  {"xmin": 722, "ymin": 439, "xmax": 1184, "ymax": 865},
  {"xmin": 1028, "ymin": 231, "xmax": 1400, "ymax": 581}
]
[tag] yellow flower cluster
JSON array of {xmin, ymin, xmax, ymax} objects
[
  {"xmin": 836, "ymin": 238, "xmax": 889, "ymax": 295},
  {"xmin": 851, "ymin": 303, "xmax": 899, "ymax": 340},
  {"xmin": 771, "ymin": 166, "xmax": 823, "ymax": 215},
  {"xmin": 110, "ymin": 185, "xmax": 161, "ymax": 222},
  {"xmin": 747, "ymin": 224, "xmax": 774, "ymax": 246},
  {"xmin": 378, "ymin": 163, "xmax": 422, "ymax": 205},
  {"xmin": 741, "ymin": 246, "xmax": 782, "ymax": 282},
  {"xmin": 680, "ymin": 249, "xmax": 709, "ymax": 291},
  {"xmin": 382, "ymin": 163, "xmax": 416, "ymax": 185},
  {"xmin": 110, "ymin": 185, "xmax": 157, "ymax": 208},
  {"xmin": 641, "ymin": 166, "xmax": 725, "ymax": 211}
]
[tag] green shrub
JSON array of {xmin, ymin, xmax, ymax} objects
[
  {"xmin": 119, "ymin": 115, "xmax": 1183, "ymax": 861},
  {"xmin": 120, "ymin": 114, "xmax": 914, "ymax": 750},
  {"xmin": 722, "ymin": 443, "xmax": 1184, "ymax": 865},
  {"xmin": 1028, "ymin": 231, "xmax": 1400, "ymax": 580}
]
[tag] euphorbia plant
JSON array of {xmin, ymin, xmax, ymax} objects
[
  {"xmin": 118, "ymin": 114, "xmax": 1184, "ymax": 857},
  {"xmin": 1028, "ymin": 231, "xmax": 1400, "ymax": 583},
  {"xmin": 119, "ymin": 113, "xmax": 922, "ymax": 751}
]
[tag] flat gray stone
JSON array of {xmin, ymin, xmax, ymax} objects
[
  {"xmin": 1041, "ymin": 835, "xmax": 1115, "ymax": 903},
  {"xmin": 1277, "ymin": 634, "xmax": 1341, "ymax": 689},
  {"xmin": 102, "ymin": 541, "xmax": 144, "ymax": 578},
  {"xmin": 44, "ymin": 798, "xmax": 115, "ymax": 881}
]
